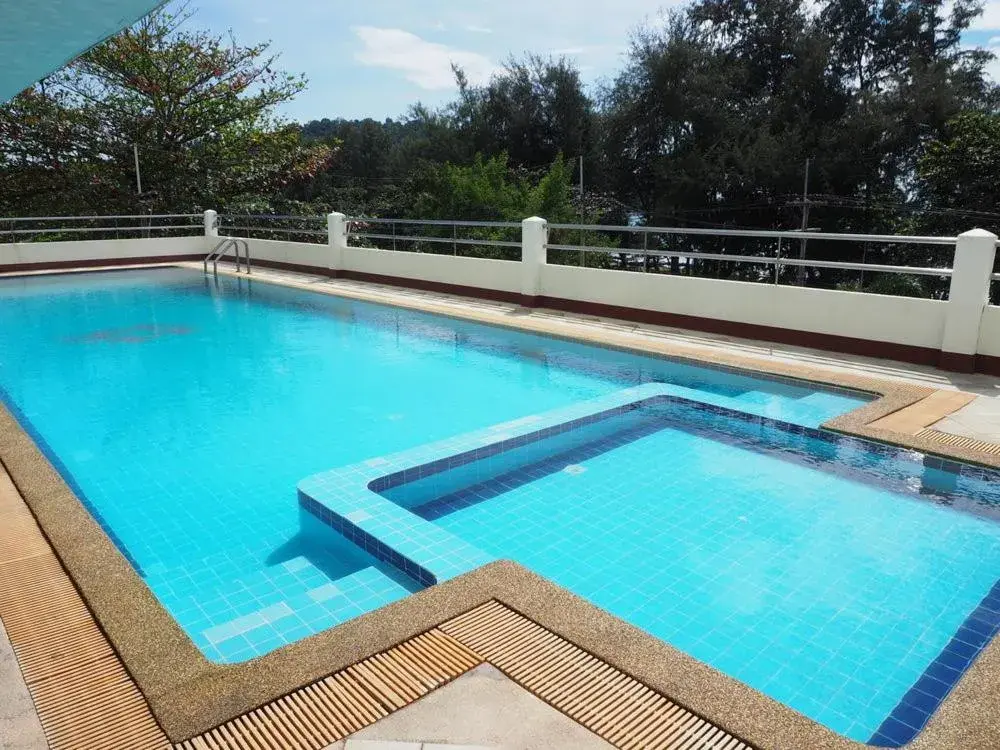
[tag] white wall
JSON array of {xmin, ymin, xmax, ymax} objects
[
  {"xmin": 235, "ymin": 238, "xmax": 523, "ymax": 294},
  {"xmin": 540, "ymin": 264, "xmax": 948, "ymax": 350},
  {"xmin": 342, "ymin": 245, "xmax": 522, "ymax": 295},
  {"xmin": 978, "ymin": 306, "xmax": 1000, "ymax": 358},
  {"xmin": 240, "ymin": 237, "xmax": 331, "ymax": 270},
  {"xmin": 0, "ymin": 235, "xmax": 207, "ymax": 268}
]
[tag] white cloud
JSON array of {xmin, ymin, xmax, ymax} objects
[
  {"xmin": 548, "ymin": 43, "xmax": 624, "ymax": 58},
  {"xmin": 353, "ymin": 27, "xmax": 497, "ymax": 89},
  {"xmin": 991, "ymin": 36, "xmax": 1000, "ymax": 44},
  {"xmin": 465, "ymin": 25, "xmax": 493, "ymax": 34},
  {"xmin": 987, "ymin": 47, "xmax": 1000, "ymax": 81},
  {"xmin": 970, "ymin": 1, "xmax": 1000, "ymax": 29}
]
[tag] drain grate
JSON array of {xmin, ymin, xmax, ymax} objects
[
  {"xmin": 440, "ymin": 601, "xmax": 751, "ymax": 750},
  {"xmin": 916, "ymin": 428, "xmax": 1000, "ymax": 457}
]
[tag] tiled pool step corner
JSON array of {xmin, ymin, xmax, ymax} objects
[{"xmin": 296, "ymin": 385, "xmax": 676, "ymax": 590}]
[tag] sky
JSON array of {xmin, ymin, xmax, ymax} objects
[{"xmin": 187, "ymin": 0, "xmax": 1000, "ymax": 124}]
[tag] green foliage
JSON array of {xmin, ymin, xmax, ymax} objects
[
  {"xmin": 0, "ymin": 2, "xmax": 331, "ymax": 216},
  {"xmin": 601, "ymin": 0, "xmax": 993, "ymax": 230},
  {"xmin": 410, "ymin": 153, "xmax": 577, "ymax": 223},
  {"xmin": 454, "ymin": 56, "xmax": 594, "ymax": 170},
  {"xmin": 836, "ymin": 274, "xmax": 928, "ymax": 298},
  {"xmin": 918, "ymin": 112, "xmax": 1000, "ymax": 233}
]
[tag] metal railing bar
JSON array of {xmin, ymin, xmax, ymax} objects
[
  {"xmin": 347, "ymin": 217, "xmax": 522, "ymax": 229},
  {"xmin": 220, "ymin": 214, "xmax": 325, "ymax": 222},
  {"xmin": 8, "ymin": 214, "xmax": 201, "ymax": 221},
  {"xmin": 223, "ymin": 227, "xmax": 327, "ymax": 236},
  {"xmin": 773, "ymin": 257, "xmax": 952, "ymax": 275},
  {"xmin": 351, "ymin": 233, "xmax": 521, "ymax": 249},
  {"xmin": 6, "ymin": 225, "xmax": 201, "ymax": 235},
  {"xmin": 547, "ymin": 244, "xmax": 953, "ymax": 276},
  {"xmin": 546, "ymin": 224, "xmax": 957, "ymax": 246},
  {"xmin": 547, "ymin": 246, "xmax": 775, "ymax": 265}
]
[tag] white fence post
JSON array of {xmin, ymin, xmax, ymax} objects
[
  {"xmin": 940, "ymin": 228, "xmax": 998, "ymax": 371},
  {"xmin": 328, "ymin": 212, "xmax": 347, "ymax": 275},
  {"xmin": 521, "ymin": 216, "xmax": 547, "ymax": 306},
  {"xmin": 203, "ymin": 210, "xmax": 218, "ymax": 239}
]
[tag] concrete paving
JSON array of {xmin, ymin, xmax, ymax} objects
[
  {"xmin": 933, "ymin": 394, "xmax": 1000, "ymax": 442},
  {"xmin": 0, "ymin": 620, "xmax": 46, "ymax": 750},
  {"xmin": 324, "ymin": 665, "xmax": 612, "ymax": 750},
  {"xmin": 343, "ymin": 742, "xmax": 490, "ymax": 750}
]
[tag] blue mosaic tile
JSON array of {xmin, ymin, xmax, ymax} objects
[{"xmin": 299, "ymin": 386, "xmax": 1000, "ymax": 746}]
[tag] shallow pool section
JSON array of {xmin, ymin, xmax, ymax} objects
[
  {"xmin": 0, "ymin": 268, "xmax": 868, "ymax": 664},
  {"xmin": 299, "ymin": 386, "xmax": 1000, "ymax": 747}
]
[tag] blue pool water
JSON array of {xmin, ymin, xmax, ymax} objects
[
  {"xmin": 0, "ymin": 267, "xmax": 995, "ymax": 745},
  {"xmin": 368, "ymin": 394, "xmax": 1000, "ymax": 745}
]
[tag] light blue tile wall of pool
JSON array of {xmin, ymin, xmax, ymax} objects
[
  {"xmin": 297, "ymin": 386, "xmax": 1000, "ymax": 745},
  {"xmin": 405, "ymin": 402, "xmax": 1000, "ymax": 743},
  {"xmin": 0, "ymin": 269, "xmax": 867, "ymax": 663}
]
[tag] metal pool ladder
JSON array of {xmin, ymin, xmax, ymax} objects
[{"xmin": 204, "ymin": 238, "xmax": 252, "ymax": 275}]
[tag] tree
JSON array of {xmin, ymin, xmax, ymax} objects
[
  {"xmin": 454, "ymin": 56, "xmax": 596, "ymax": 171},
  {"xmin": 0, "ymin": 2, "xmax": 331, "ymax": 216},
  {"xmin": 595, "ymin": 0, "xmax": 995, "ymax": 292},
  {"xmin": 411, "ymin": 153, "xmax": 577, "ymax": 223},
  {"xmin": 918, "ymin": 112, "xmax": 1000, "ymax": 234}
]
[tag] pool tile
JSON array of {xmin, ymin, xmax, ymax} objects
[{"xmin": 307, "ymin": 583, "xmax": 342, "ymax": 602}]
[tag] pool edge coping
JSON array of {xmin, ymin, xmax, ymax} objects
[{"xmin": 0, "ymin": 264, "xmax": 998, "ymax": 750}]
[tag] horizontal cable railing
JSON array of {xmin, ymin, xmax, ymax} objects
[
  {"xmin": 4, "ymin": 212, "xmax": 973, "ymax": 301},
  {"xmin": 3, "ymin": 214, "xmax": 203, "ymax": 242},
  {"xmin": 347, "ymin": 217, "xmax": 521, "ymax": 260},
  {"xmin": 545, "ymin": 243, "xmax": 954, "ymax": 277},
  {"xmin": 218, "ymin": 214, "xmax": 327, "ymax": 244},
  {"xmin": 547, "ymin": 223, "xmax": 958, "ymax": 245},
  {"xmin": 545, "ymin": 223, "xmax": 956, "ymax": 297}
]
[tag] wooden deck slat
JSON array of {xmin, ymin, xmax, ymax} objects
[
  {"xmin": 916, "ymin": 427, "xmax": 1000, "ymax": 456},
  {"xmin": 440, "ymin": 602, "xmax": 749, "ymax": 750}
]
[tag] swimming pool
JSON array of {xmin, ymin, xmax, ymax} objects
[{"xmin": 0, "ymin": 267, "xmax": 996, "ymax": 746}]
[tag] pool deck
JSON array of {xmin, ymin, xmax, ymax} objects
[{"xmin": 2, "ymin": 262, "xmax": 1000, "ymax": 750}]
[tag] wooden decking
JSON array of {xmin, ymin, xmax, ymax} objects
[
  {"xmin": 914, "ymin": 428, "xmax": 1000, "ymax": 457},
  {"xmin": 0, "ymin": 469, "xmax": 167, "ymax": 750},
  {"xmin": 441, "ymin": 602, "xmax": 749, "ymax": 750},
  {"xmin": 0, "ymin": 465, "xmax": 751, "ymax": 750}
]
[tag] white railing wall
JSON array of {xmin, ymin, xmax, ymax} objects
[
  {"xmin": 538, "ymin": 263, "xmax": 949, "ymax": 351},
  {"xmin": 0, "ymin": 235, "xmax": 207, "ymax": 268},
  {"xmin": 979, "ymin": 306, "xmax": 1000, "ymax": 360},
  {"xmin": 236, "ymin": 237, "xmax": 330, "ymax": 270},
  {"xmin": 0, "ymin": 210, "xmax": 997, "ymax": 372},
  {"xmin": 342, "ymin": 244, "xmax": 524, "ymax": 295}
]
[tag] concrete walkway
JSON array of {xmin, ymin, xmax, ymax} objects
[
  {"xmin": 933, "ymin": 395, "xmax": 1000, "ymax": 442},
  {"xmin": 0, "ymin": 620, "xmax": 45, "ymax": 750},
  {"xmin": 325, "ymin": 665, "xmax": 612, "ymax": 750}
]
